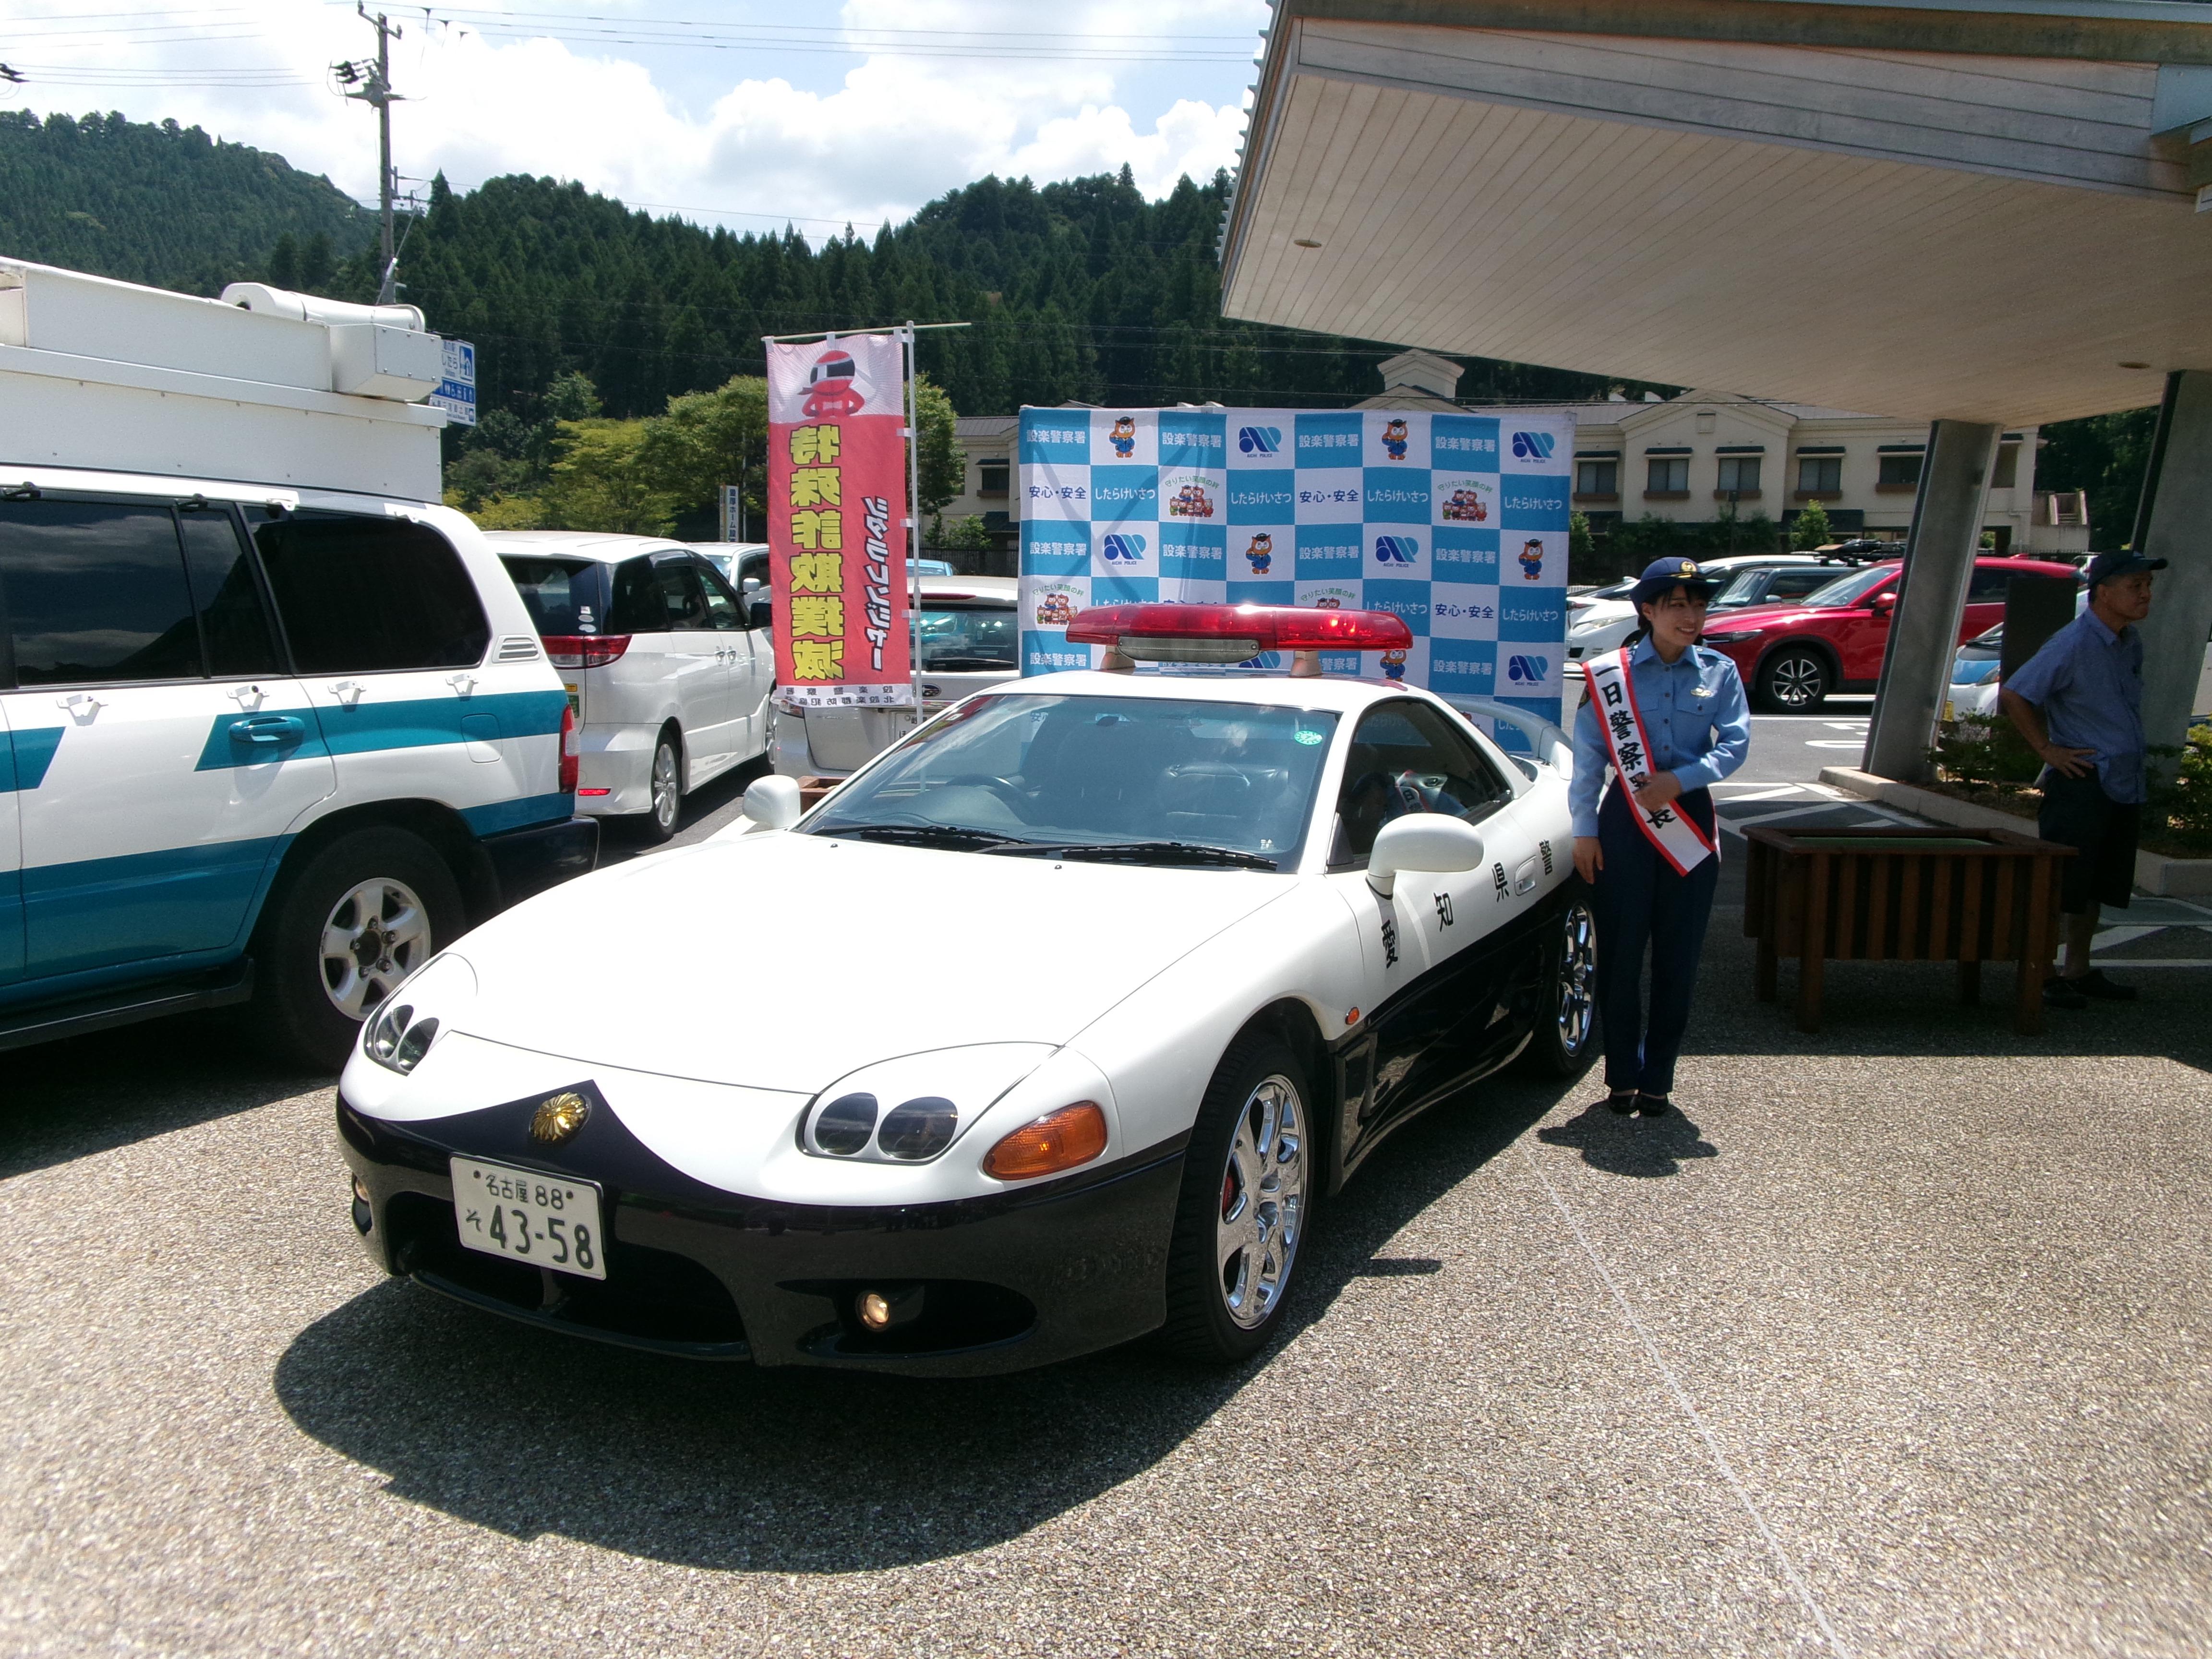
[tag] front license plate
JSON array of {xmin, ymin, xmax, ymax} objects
[{"xmin": 450, "ymin": 1157, "xmax": 607, "ymax": 1280}]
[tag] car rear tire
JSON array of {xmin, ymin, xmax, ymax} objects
[
  {"xmin": 254, "ymin": 827, "xmax": 464, "ymax": 1071},
  {"xmin": 1756, "ymin": 647, "xmax": 1832, "ymax": 712},
  {"xmin": 632, "ymin": 729, "xmax": 683, "ymax": 843},
  {"xmin": 1520, "ymin": 891, "xmax": 1599, "ymax": 1077},
  {"xmin": 1160, "ymin": 1032, "xmax": 1312, "ymax": 1363}
]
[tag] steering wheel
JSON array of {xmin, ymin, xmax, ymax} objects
[{"xmin": 941, "ymin": 773, "xmax": 1031, "ymax": 816}]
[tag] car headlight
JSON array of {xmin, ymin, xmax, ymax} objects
[
  {"xmin": 1700, "ymin": 631, "xmax": 1756, "ymax": 643},
  {"xmin": 799, "ymin": 1043, "xmax": 1056, "ymax": 1164},
  {"xmin": 360, "ymin": 953, "xmax": 476, "ymax": 1075}
]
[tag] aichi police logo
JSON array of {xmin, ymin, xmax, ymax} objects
[
  {"xmin": 1100, "ymin": 533, "xmax": 1148, "ymax": 564},
  {"xmin": 1507, "ymin": 655, "xmax": 1550, "ymax": 683},
  {"xmin": 1509, "ymin": 431, "xmax": 1556, "ymax": 461},
  {"xmin": 1373, "ymin": 535, "xmax": 1419, "ymax": 566},
  {"xmin": 1237, "ymin": 425, "xmax": 1282, "ymax": 455}
]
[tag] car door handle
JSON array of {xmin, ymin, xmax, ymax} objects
[{"xmin": 228, "ymin": 714, "xmax": 307, "ymax": 747}]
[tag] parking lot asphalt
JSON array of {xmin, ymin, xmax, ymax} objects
[{"xmin": 5, "ymin": 701, "xmax": 2208, "ymax": 1658}]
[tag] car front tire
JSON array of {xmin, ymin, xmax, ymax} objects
[
  {"xmin": 255, "ymin": 827, "xmax": 464, "ymax": 1071},
  {"xmin": 1160, "ymin": 1031, "xmax": 1313, "ymax": 1363},
  {"xmin": 1756, "ymin": 646, "xmax": 1832, "ymax": 712}
]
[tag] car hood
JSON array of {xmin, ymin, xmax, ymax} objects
[
  {"xmin": 445, "ymin": 832, "xmax": 1297, "ymax": 1093},
  {"xmin": 1704, "ymin": 601, "xmax": 1839, "ymax": 632}
]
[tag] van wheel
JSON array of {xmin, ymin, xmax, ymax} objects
[
  {"xmin": 255, "ymin": 828, "xmax": 464, "ymax": 1071},
  {"xmin": 1159, "ymin": 1032, "xmax": 1312, "ymax": 1363},
  {"xmin": 634, "ymin": 730, "xmax": 683, "ymax": 844},
  {"xmin": 1757, "ymin": 648, "xmax": 1831, "ymax": 712}
]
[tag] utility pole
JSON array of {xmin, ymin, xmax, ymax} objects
[{"xmin": 336, "ymin": 5, "xmax": 404, "ymax": 303}]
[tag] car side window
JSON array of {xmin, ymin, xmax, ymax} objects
[
  {"xmin": 695, "ymin": 559, "xmax": 745, "ymax": 631},
  {"xmin": 1766, "ymin": 568, "xmax": 1836, "ymax": 601},
  {"xmin": 735, "ymin": 551, "xmax": 769, "ymax": 594},
  {"xmin": 0, "ymin": 499, "xmax": 204, "ymax": 685},
  {"xmin": 252, "ymin": 511, "xmax": 490, "ymax": 673},
  {"xmin": 178, "ymin": 508, "xmax": 282, "ymax": 677},
  {"xmin": 1967, "ymin": 564, "xmax": 2014, "ymax": 604},
  {"xmin": 651, "ymin": 560, "xmax": 710, "ymax": 632},
  {"xmin": 1333, "ymin": 699, "xmax": 1513, "ymax": 862}
]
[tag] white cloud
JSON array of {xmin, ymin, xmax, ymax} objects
[{"xmin": 0, "ymin": 0, "xmax": 1262, "ymax": 234}]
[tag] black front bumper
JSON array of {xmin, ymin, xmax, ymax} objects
[
  {"xmin": 480, "ymin": 814, "xmax": 599, "ymax": 910},
  {"xmin": 337, "ymin": 1088, "xmax": 1184, "ymax": 1376}
]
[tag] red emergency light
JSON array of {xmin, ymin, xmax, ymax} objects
[{"xmin": 1065, "ymin": 603, "xmax": 1412, "ymax": 667}]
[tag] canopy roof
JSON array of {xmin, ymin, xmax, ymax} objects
[{"xmin": 1220, "ymin": 0, "xmax": 2212, "ymax": 423}]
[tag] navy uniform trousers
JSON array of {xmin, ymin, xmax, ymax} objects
[{"xmin": 1591, "ymin": 782, "xmax": 1719, "ymax": 1097}]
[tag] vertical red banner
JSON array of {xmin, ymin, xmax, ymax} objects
[{"xmin": 765, "ymin": 335, "xmax": 913, "ymax": 706}]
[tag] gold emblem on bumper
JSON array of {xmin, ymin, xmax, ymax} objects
[{"xmin": 530, "ymin": 1092, "xmax": 590, "ymax": 1144}]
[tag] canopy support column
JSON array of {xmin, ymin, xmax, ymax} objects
[
  {"xmin": 1862, "ymin": 420, "xmax": 2002, "ymax": 783},
  {"xmin": 2132, "ymin": 372, "xmax": 2212, "ymax": 766}
]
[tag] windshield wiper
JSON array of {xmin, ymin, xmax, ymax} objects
[
  {"xmin": 816, "ymin": 824, "xmax": 1030, "ymax": 851},
  {"xmin": 989, "ymin": 840, "xmax": 1279, "ymax": 871}
]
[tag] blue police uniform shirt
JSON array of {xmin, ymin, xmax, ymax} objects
[
  {"xmin": 1570, "ymin": 638, "xmax": 1752, "ymax": 837},
  {"xmin": 2004, "ymin": 606, "xmax": 2147, "ymax": 803}
]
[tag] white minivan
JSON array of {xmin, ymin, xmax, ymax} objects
[{"xmin": 492, "ymin": 533, "xmax": 773, "ymax": 840}]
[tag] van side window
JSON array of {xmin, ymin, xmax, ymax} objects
[
  {"xmin": 253, "ymin": 513, "xmax": 490, "ymax": 673},
  {"xmin": 604, "ymin": 557, "xmax": 664, "ymax": 634},
  {"xmin": 652, "ymin": 560, "xmax": 709, "ymax": 631},
  {"xmin": 0, "ymin": 500, "xmax": 202, "ymax": 685},
  {"xmin": 696, "ymin": 559, "xmax": 745, "ymax": 631},
  {"xmin": 178, "ymin": 509, "xmax": 281, "ymax": 677},
  {"xmin": 1333, "ymin": 699, "xmax": 1514, "ymax": 862}
]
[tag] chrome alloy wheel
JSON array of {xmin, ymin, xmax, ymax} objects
[
  {"xmin": 319, "ymin": 877, "xmax": 432, "ymax": 1019},
  {"xmin": 1767, "ymin": 654, "xmax": 1825, "ymax": 709},
  {"xmin": 1216, "ymin": 1073, "xmax": 1307, "ymax": 1330},
  {"xmin": 1557, "ymin": 901, "xmax": 1597, "ymax": 1058},
  {"xmin": 650, "ymin": 741, "xmax": 681, "ymax": 831}
]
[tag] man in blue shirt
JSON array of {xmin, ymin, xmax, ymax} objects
[
  {"xmin": 2000, "ymin": 550, "xmax": 2165, "ymax": 1008},
  {"xmin": 1571, "ymin": 558, "xmax": 1752, "ymax": 1115}
]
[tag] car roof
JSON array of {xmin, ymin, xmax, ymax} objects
[
  {"xmin": 921, "ymin": 575, "xmax": 1017, "ymax": 602},
  {"xmin": 486, "ymin": 530, "xmax": 687, "ymax": 564}
]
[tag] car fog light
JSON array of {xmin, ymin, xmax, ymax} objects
[
  {"xmin": 984, "ymin": 1101, "xmax": 1108, "ymax": 1180},
  {"xmin": 877, "ymin": 1097, "xmax": 958, "ymax": 1160},
  {"xmin": 855, "ymin": 1285, "xmax": 923, "ymax": 1330},
  {"xmin": 812, "ymin": 1092, "xmax": 878, "ymax": 1155}
]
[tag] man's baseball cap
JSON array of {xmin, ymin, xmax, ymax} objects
[
  {"xmin": 2085, "ymin": 550, "xmax": 2168, "ymax": 587},
  {"xmin": 1631, "ymin": 556, "xmax": 1719, "ymax": 605}
]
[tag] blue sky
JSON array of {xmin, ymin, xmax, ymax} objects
[{"xmin": 0, "ymin": 0, "xmax": 1271, "ymax": 234}]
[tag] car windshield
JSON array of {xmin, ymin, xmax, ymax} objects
[
  {"xmin": 1797, "ymin": 565, "xmax": 1899, "ymax": 607},
  {"xmin": 807, "ymin": 692, "xmax": 1340, "ymax": 866},
  {"xmin": 917, "ymin": 604, "xmax": 1016, "ymax": 672},
  {"xmin": 1710, "ymin": 568, "xmax": 1774, "ymax": 605},
  {"xmin": 500, "ymin": 556, "xmax": 606, "ymax": 634}
]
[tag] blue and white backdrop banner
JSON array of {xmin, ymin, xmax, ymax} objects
[{"xmin": 1017, "ymin": 407, "xmax": 1574, "ymax": 748}]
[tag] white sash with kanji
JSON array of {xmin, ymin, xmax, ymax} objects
[{"xmin": 1587, "ymin": 646, "xmax": 1716, "ymax": 876}]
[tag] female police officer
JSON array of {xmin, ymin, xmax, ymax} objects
[{"xmin": 1570, "ymin": 557, "xmax": 1751, "ymax": 1117}]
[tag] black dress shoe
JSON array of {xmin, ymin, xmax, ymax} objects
[
  {"xmin": 1605, "ymin": 1090, "xmax": 1636, "ymax": 1115},
  {"xmin": 2074, "ymin": 969, "xmax": 2138, "ymax": 1001},
  {"xmin": 1635, "ymin": 1093, "xmax": 1671, "ymax": 1118},
  {"xmin": 2044, "ymin": 977, "xmax": 2089, "ymax": 1009}
]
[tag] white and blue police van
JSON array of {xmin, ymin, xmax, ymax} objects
[{"xmin": 0, "ymin": 258, "xmax": 594, "ymax": 1068}]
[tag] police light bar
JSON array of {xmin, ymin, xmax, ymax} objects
[{"xmin": 1066, "ymin": 603, "xmax": 1412, "ymax": 666}]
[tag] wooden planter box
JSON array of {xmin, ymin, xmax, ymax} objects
[{"xmin": 1743, "ymin": 827, "xmax": 2074, "ymax": 1035}]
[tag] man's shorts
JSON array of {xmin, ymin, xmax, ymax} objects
[{"xmin": 2038, "ymin": 769, "xmax": 2140, "ymax": 912}]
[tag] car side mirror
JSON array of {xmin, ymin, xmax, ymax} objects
[
  {"xmin": 1366, "ymin": 814, "xmax": 1485, "ymax": 898},
  {"xmin": 742, "ymin": 774, "xmax": 802, "ymax": 831},
  {"xmin": 1868, "ymin": 593, "xmax": 1895, "ymax": 614},
  {"xmin": 745, "ymin": 592, "xmax": 773, "ymax": 631}
]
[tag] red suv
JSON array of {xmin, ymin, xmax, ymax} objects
[{"xmin": 1701, "ymin": 556, "xmax": 2079, "ymax": 712}]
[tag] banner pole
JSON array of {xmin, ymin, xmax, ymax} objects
[{"xmin": 903, "ymin": 322, "xmax": 923, "ymax": 727}]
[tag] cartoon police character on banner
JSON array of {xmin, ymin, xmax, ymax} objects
[
  {"xmin": 1110, "ymin": 415, "xmax": 1137, "ymax": 459},
  {"xmin": 1244, "ymin": 531, "xmax": 1274, "ymax": 576},
  {"xmin": 1381, "ymin": 647, "xmax": 1408, "ymax": 682},
  {"xmin": 1381, "ymin": 419, "xmax": 1410, "ymax": 461},
  {"xmin": 1519, "ymin": 539, "xmax": 1545, "ymax": 580}
]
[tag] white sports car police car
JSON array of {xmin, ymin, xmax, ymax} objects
[{"xmin": 336, "ymin": 604, "xmax": 1593, "ymax": 1374}]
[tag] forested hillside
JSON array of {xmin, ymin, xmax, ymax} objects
[{"xmin": 0, "ymin": 109, "xmax": 373, "ymax": 296}]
